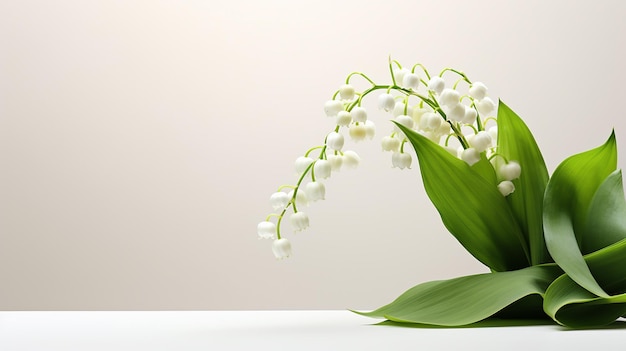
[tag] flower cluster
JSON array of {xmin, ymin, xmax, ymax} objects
[{"xmin": 258, "ymin": 59, "xmax": 522, "ymax": 258}]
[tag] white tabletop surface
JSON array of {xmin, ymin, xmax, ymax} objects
[{"xmin": 0, "ymin": 310, "xmax": 624, "ymax": 350}]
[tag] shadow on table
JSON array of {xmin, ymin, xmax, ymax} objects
[{"xmin": 373, "ymin": 319, "xmax": 626, "ymax": 330}]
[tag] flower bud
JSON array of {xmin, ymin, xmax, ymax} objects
[
  {"xmin": 392, "ymin": 101, "xmax": 410, "ymax": 117},
  {"xmin": 327, "ymin": 154, "xmax": 343, "ymax": 171},
  {"xmin": 378, "ymin": 93, "xmax": 396, "ymax": 112},
  {"xmin": 342, "ymin": 150, "xmax": 360, "ymax": 169},
  {"xmin": 257, "ymin": 221, "xmax": 276, "ymax": 239},
  {"xmin": 288, "ymin": 189, "xmax": 308, "ymax": 207},
  {"xmin": 446, "ymin": 103, "xmax": 466, "ymax": 122},
  {"xmin": 394, "ymin": 115, "xmax": 414, "ymax": 131},
  {"xmin": 470, "ymin": 131, "xmax": 492, "ymax": 153},
  {"xmin": 290, "ymin": 212, "xmax": 310, "ymax": 232},
  {"xmin": 428, "ymin": 77, "xmax": 445, "ymax": 95},
  {"xmin": 270, "ymin": 192, "xmax": 290, "ymax": 210},
  {"xmin": 351, "ymin": 106, "xmax": 368, "ymax": 122},
  {"xmin": 336, "ymin": 111, "xmax": 352, "ymax": 126},
  {"xmin": 392, "ymin": 152, "xmax": 412, "ymax": 169},
  {"xmin": 497, "ymin": 180, "xmax": 515, "ymax": 196},
  {"xmin": 305, "ymin": 182, "xmax": 326, "ymax": 201},
  {"xmin": 462, "ymin": 106, "xmax": 478, "ymax": 124},
  {"xmin": 364, "ymin": 120, "xmax": 376, "ymax": 140},
  {"xmin": 348, "ymin": 123, "xmax": 367, "ymax": 141},
  {"xmin": 339, "ymin": 84, "xmax": 356, "ymax": 100},
  {"xmin": 272, "ymin": 238, "xmax": 292, "ymax": 259},
  {"xmin": 468, "ymin": 82, "xmax": 488, "ymax": 100},
  {"xmin": 420, "ymin": 112, "xmax": 442, "ymax": 131},
  {"xmin": 381, "ymin": 136, "xmax": 401, "ymax": 152},
  {"xmin": 394, "ymin": 67, "xmax": 410, "ymax": 86},
  {"xmin": 324, "ymin": 100, "xmax": 344, "ymax": 117},
  {"xmin": 488, "ymin": 126, "xmax": 498, "ymax": 141},
  {"xmin": 439, "ymin": 88, "xmax": 460, "ymax": 107},
  {"xmin": 313, "ymin": 160, "xmax": 331, "ymax": 179},
  {"xmin": 499, "ymin": 161, "xmax": 522, "ymax": 181},
  {"xmin": 477, "ymin": 97, "xmax": 496, "ymax": 115},
  {"xmin": 326, "ymin": 132, "xmax": 345, "ymax": 151}
]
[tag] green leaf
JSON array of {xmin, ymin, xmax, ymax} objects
[
  {"xmin": 397, "ymin": 123, "xmax": 529, "ymax": 271},
  {"xmin": 583, "ymin": 170, "xmax": 626, "ymax": 254},
  {"xmin": 585, "ymin": 238, "xmax": 626, "ymax": 296},
  {"xmin": 356, "ymin": 265, "xmax": 562, "ymax": 326},
  {"xmin": 543, "ymin": 273, "xmax": 626, "ymax": 328},
  {"xmin": 496, "ymin": 101, "xmax": 550, "ymax": 265},
  {"xmin": 543, "ymin": 132, "xmax": 617, "ymax": 297}
]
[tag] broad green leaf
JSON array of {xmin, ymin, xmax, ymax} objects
[
  {"xmin": 583, "ymin": 170, "xmax": 626, "ymax": 254},
  {"xmin": 497, "ymin": 101, "xmax": 550, "ymax": 265},
  {"xmin": 356, "ymin": 265, "xmax": 562, "ymax": 326},
  {"xmin": 397, "ymin": 124, "xmax": 530, "ymax": 271},
  {"xmin": 585, "ymin": 238, "xmax": 626, "ymax": 296},
  {"xmin": 543, "ymin": 132, "xmax": 617, "ymax": 297},
  {"xmin": 543, "ymin": 274, "xmax": 626, "ymax": 328}
]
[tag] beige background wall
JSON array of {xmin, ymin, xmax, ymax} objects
[{"xmin": 1, "ymin": 0, "xmax": 625, "ymax": 310}]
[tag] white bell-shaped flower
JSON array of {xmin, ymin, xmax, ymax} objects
[
  {"xmin": 468, "ymin": 82, "xmax": 488, "ymax": 100},
  {"xmin": 378, "ymin": 93, "xmax": 396, "ymax": 112},
  {"xmin": 257, "ymin": 221, "xmax": 276, "ymax": 239},
  {"xmin": 313, "ymin": 160, "xmax": 331, "ymax": 179},
  {"xmin": 428, "ymin": 77, "xmax": 445, "ymax": 95},
  {"xmin": 339, "ymin": 84, "xmax": 356, "ymax": 101},
  {"xmin": 477, "ymin": 97, "xmax": 496, "ymax": 115},
  {"xmin": 392, "ymin": 101, "xmax": 410, "ymax": 117},
  {"xmin": 295, "ymin": 156, "xmax": 314, "ymax": 174},
  {"xmin": 351, "ymin": 106, "xmax": 368, "ymax": 122},
  {"xmin": 461, "ymin": 148, "xmax": 481, "ymax": 166},
  {"xmin": 439, "ymin": 88, "xmax": 461, "ymax": 107},
  {"xmin": 394, "ymin": 67, "xmax": 410, "ymax": 86},
  {"xmin": 420, "ymin": 112, "xmax": 442, "ymax": 131},
  {"xmin": 270, "ymin": 192, "xmax": 290, "ymax": 210},
  {"xmin": 287, "ymin": 189, "xmax": 308, "ymax": 207},
  {"xmin": 499, "ymin": 161, "xmax": 522, "ymax": 181},
  {"xmin": 349, "ymin": 123, "xmax": 367, "ymax": 142},
  {"xmin": 488, "ymin": 126, "xmax": 498, "ymax": 141},
  {"xmin": 497, "ymin": 180, "xmax": 515, "ymax": 196},
  {"xmin": 364, "ymin": 120, "xmax": 375, "ymax": 139},
  {"xmin": 343, "ymin": 150, "xmax": 360, "ymax": 169},
  {"xmin": 412, "ymin": 107, "xmax": 429, "ymax": 125},
  {"xmin": 324, "ymin": 100, "xmax": 344, "ymax": 117},
  {"xmin": 462, "ymin": 106, "xmax": 478, "ymax": 124},
  {"xmin": 394, "ymin": 115, "xmax": 414, "ymax": 135},
  {"xmin": 326, "ymin": 132, "xmax": 345, "ymax": 151},
  {"xmin": 272, "ymin": 238, "xmax": 292, "ymax": 259},
  {"xmin": 328, "ymin": 154, "xmax": 343, "ymax": 171},
  {"xmin": 446, "ymin": 103, "xmax": 466, "ymax": 122},
  {"xmin": 305, "ymin": 181, "xmax": 326, "ymax": 202},
  {"xmin": 402, "ymin": 73, "xmax": 420, "ymax": 90},
  {"xmin": 290, "ymin": 212, "xmax": 310, "ymax": 232},
  {"xmin": 470, "ymin": 131, "xmax": 493, "ymax": 153},
  {"xmin": 336, "ymin": 111, "xmax": 352, "ymax": 126},
  {"xmin": 381, "ymin": 136, "xmax": 401, "ymax": 152},
  {"xmin": 392, "ymin": 152, "xmax": 412, "ymax": 169}
]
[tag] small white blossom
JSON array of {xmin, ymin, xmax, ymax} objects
[
  {"xmin": 326, "ymin": 132, "xmax": 345, "ymax": 151},
  {"xmin": 324, "ymin": 100, "xmax": 344, "ymax": 117},
  {"xmin": 428, "ymin": 77, "xmax": 445, "ymax": 95},
  {"xmin": 295, "ymin": 156, "xmax": 314, "ymax": 174},
  {"xmin": 257, "ymin": 221, "xmax": 276, "ymax": 239},
  {"xmin": 349, "ymin": 123, "xmax": 367, "ymax": 141},
  {"xmin": 436, "ymin": 122, "xmax": 451, "ymax": 136},
  {"xmin": 488, "ymin": 126, "xmax": 498, "ymax": 141},
  {"xmin": 290, "ymin": 212, "xmax": 310, "ymax": 232},
  {"xmin": 462, "ymin": 106, "xmax": 478, "ymax": 124},
  {"xmin": 339, "ymin": 84, "xmax": 356, "ymax": 101},
  {"xmin": 461, "ymin": 148, "xmax": 481, "ymax": 166},
  {"xmin": 305, "ymin": 182, "xmax": 326, "ymax": 201},
  {"xmin": 394, "ymin": 67, "xmax": 410, "ymax": 86},
  {"xmin": 328, "ymin": 154, "xmax": 343, "ymax": 171},
  {"xmin": 270, "ymin": 192, "xmax": 290, "ymax": 210},
  {"xmin": 364, "ymin": 120, "xmax": 376, "ymax": 139},
  {"xmin": 351, "ymin": 106, "xmax": 368, "ymax": 122},
  {"xmin": 420, "ymin": 112, "xmax": 443, "ymax": 131},
  {"xmin": 445, "ymin": 103, "xmax": 466, "ymax": 122},
  {"xmin": 336, "ymin": 111, "xmax": 352, "ymax": 126},
  {"xmin": 402, "ymin": 73, "xmax": 420, "ymax": 90},
  {"xmin": 313, "ymin": 160, "xmax": 331, "ymax": 179},
  {"xmin": 342, "ymin": 150, "xmax": 360, "ymax": 169},
  {"xmin": 499, "ymin": 161, "xmax": 522, "ymax": 181},
  {"xmin": 272, "ymin": 238, "xmax": 292, "ymax": 259},
  {"xmin": 394, "ymin": 115, "xmax": 414, "ymax": 133},
  {"xmin": 412, "ymin": 107, "xmax": 429, "ymax": 125},
  {"xmin": 469, "ymin": 131, "xmax": 492, "ymax": 153},
  {"xmin": 378, "ymin": 93, "xmax": 396, "ymax": 112},
  {"xmin": 288, "ymin": 189, "xmax": 308, "ymax": 207},
  {"xmin": 477, "ymin": 97, "xmax": 496, "ymax": 115},
  {"xmin": 497, "ymin": 180, "xmax": 515, "ymax": 197},
  {"xmin": 392, "ymin": 152, "xmax": 412, "ymax": 169},
  {"xmin": 439, "ymin": 88, "xmax": 461, "ymax": 107},
  {"xmin": 469, "ymin": 82, "xmax": 488, "ymax": 100},
  {"xmin": 392, "ymin": 101, "xmax": 410, "ymax": 117},
  {"xmin": 381, "ymin": 136, "xmax": 401, "ymax": 152}
]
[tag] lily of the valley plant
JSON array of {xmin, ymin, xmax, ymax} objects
[{"xmin": 258, "ymin": 59, "xmax": 626, "ymax": 328}]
